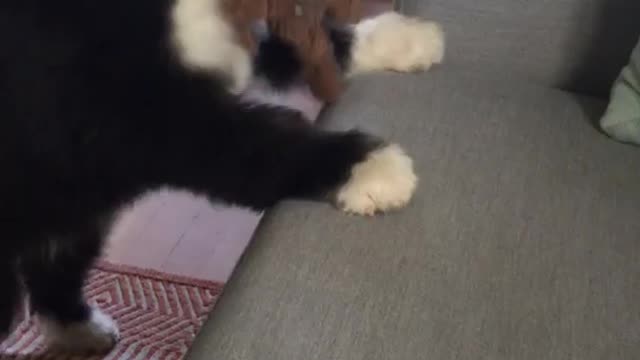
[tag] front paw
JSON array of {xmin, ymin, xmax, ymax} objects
[
  {"xmin": 336, "ymin": 144, "xmax": 418, "ymax": 216},
  {"xmin": 351, "ymin": 12, "xmax": 445, "ymax": 75}
]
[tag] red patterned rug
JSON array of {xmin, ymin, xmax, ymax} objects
[{"xmin": 0, "ymin": 262, "xmax": 223, "ymax": 360}]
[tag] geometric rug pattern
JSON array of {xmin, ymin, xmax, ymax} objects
[{"xmin": 0, "ymin": 262, "xmax": 223, "ymax": 360}]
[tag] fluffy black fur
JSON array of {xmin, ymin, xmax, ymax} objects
[
  {"xmin": 323, "ymin": 15, "xmax": 356, "ymax": 71},
  {"xmin": 254, "ymin": 15, "xmax": 354, "ymax": 90},
  {"xmin": 0, "ymin": 0, "xmax": 375, "ymax": 341},
  {"xmin": 255, "ymin": 32, "xmax": 304, "ymax": 89}
]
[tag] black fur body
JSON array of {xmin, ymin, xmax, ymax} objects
[{"xmin": 0, "ymin": 0, "xmax": 373, "ymax": 339}]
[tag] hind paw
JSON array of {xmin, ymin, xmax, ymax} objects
[{"xmin": 41, "ymin": 307, "xmax": 118, "ymax": 354}]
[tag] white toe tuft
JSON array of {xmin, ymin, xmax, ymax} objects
[
  {"xmin": 337, "ymin": 144, "xmax": 418, "ymax": 216},
  {"xmin": 350, "ymin": 12, "xmax": 445, "ymax": 76}
]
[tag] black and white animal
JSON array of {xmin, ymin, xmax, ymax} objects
[{"xmin": 0, "ymin": 0, "xmax": 443, "ymax": 353}]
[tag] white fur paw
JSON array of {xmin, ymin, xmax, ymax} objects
[
  {"xmin": 40, "ymin": 308, "xmax": 119, "ymax": 353},
  {"xmin": 350, "ymin": 12, "xmax": 445, "ymax": 76},
  {"xmin": 336, "ymin": 144, "xmax": 418, "ymax": 216}
]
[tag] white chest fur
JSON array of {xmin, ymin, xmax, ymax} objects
[{"xmin": 171, "ymin": 0, "xmax": 252, "ymax": 93}]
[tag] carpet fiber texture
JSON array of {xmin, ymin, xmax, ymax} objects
[{"xmin": 1, "ymin": 262, "xmax": 223, "ymax": 360}]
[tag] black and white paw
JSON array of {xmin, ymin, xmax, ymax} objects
[
  {"xmin": 336, "ymin": 144, "xmax": 418, "ymax": 216},
  {"xmin": 40, "ymin": 307, "xmax": 118, "ymax": 353},
  {"xmin": 350, "ymin": 12, "xmax": 445, "ymax": 75}
]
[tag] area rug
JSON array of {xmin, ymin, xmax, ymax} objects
[{"xmin": 0, "ymin": 262, "xmax": 223, "ymax": 360}]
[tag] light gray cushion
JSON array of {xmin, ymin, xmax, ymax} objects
[
  {"xmin": 188, "ymin": 70, "xmax": 640, "ymax": 360},
  {"xmin": 600, "ymin": 38, "xmax": 640, "ymax": 145},
  {"xmin": 397, "ymin": 0, "xmax": 640, "ymax": 97}
]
